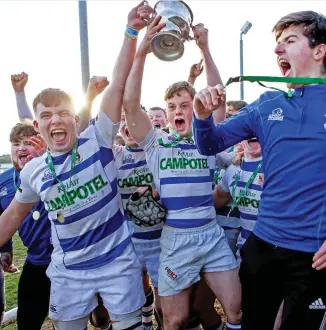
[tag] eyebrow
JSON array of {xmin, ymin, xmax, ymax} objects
[{"xmin": 278, "ymin": 34, "xmax": 299, "ymax": 43}]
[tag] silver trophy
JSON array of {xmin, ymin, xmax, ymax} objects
[{"xmin": 151, "ymin": 0, "xmax": 194, "ymax": 62}]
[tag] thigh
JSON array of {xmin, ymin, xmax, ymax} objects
[
  {"xmin": 160, "ymin": 286, "xmax": 193, "ymax": 324},
  {"xmin": 52, "ymin": 316, "xmax": 89, "ymax": 330},
  {"xmin": 281, "ymin": 264, "xmax": 326, "ymax": 330},
  {"xmin": 239, "ymin": 235, "xmax": 283, "ymax": 330},
  {"xmin": 99, "ymin": 244, "xmax": 145, "ymax": 315},
  {"xmin": 17, "ymin": 263, "xmax": 51, "ymax": 329},
  {"xmin": 158, "ymin": 230, "xmax": 202, "ymax": 297}
]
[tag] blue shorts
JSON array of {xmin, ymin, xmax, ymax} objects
[
  {"xmin": 132, "ymin": 237, "xmax": 161, "ymax": 288},
  {"xmin": 158, "ymin": 220, "xmax": 239, "ymax": 296}
]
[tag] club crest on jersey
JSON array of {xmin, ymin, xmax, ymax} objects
[
  {"xmin": 0, "ymin": 186, "xmax": 7, "ymax": 197},
  {"xmin": 42, "ymin": 168, "xmax": 55, "ymax": 182},
  {"xmin": 268, "ymin": 108, "xmax": 284, "ymax": 121},
  {"xmin": 122, "ymin": 154, "xmax": 135, "ymax": 165}
]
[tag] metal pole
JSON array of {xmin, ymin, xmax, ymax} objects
[
  {"xmin": 240, "ymin": 33, "xmax": 244, "ymax": 101},
  {"xmin": 78, "ymin": 1, "xmax": 90, "ymax": 93}
]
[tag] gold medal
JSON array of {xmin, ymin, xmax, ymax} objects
[
  {"xmin": 32, "ymin": 211, "xmax": 40, "ymax": 220},
  {"xmin": 57, "ymin": 213, "xmax": 65, "ymax": 223}
]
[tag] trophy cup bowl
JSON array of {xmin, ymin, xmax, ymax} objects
[{"xmin": 151, "ymin": 0, "xmax": 194, "ymax": 62}]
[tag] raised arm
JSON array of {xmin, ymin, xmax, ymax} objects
[
  {"xmin": 77, "ymin": 76, "xmax": 109, "ymax": 134},
  {"xmin": 187, "ymin": 59, "xmax": 203, "ymax": 86},
  {"xmin": 193, "ymin": 25, "xmax": 225, "ymax": 123},
  {"xmin": 123, "ymin": 16, "xmax": 166, "ymax": 143},
  {"xmin": 192, "ymin": 85, "xmax": 258, "ymax": 155},
  {"xmin": 11, "ymin": 72, "xmax": 33, "ymax": 121},
  {"xmin": 0, "ymin": 199, "xmax": 35, "ymax": 248},
  {"xmin": 100, "ymin": 1, "xmax": 152, "ymax": 124}
]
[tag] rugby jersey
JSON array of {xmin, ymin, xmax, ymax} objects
[
  {"xmin": 217, "ymin": 164, "xmax": 241, "ymax": 229},
  {"xmin": 0, "ymin": 168, "xmax": 52, "ymax": 265},
  {"xmin": 15, "ymin": 112, "xmax": 129, "ymax": 270},
  {"xmin": 139, "ymin": 129, "xmax": 231, "ymax": 229},
  {"xmin": 114, "ymin": 145, "xmax": 162, "ymax": 240},
  {"xmin": 193, "ymin": 84, "xmax": 326, "ymax": 252},
  {"xmin": 220, "ymin": 159, "xmax": 263, "ymax": 249}
]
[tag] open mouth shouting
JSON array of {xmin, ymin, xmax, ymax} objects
[
  {"xmin": 51, "ymin": 129, "xmax": 67, "ymax": 144},
  {"xmin": 174, "ymin": 118, "xmax": 186, "ymax": 132},
  {"xmin": 153, "ymin": 122, "xmax": 161, "ymax": 129},
  {"xmin": 18, "ymin": 152, "xmax": 29, "ymax": 164},
  {"xmin": 278, "ymin": 58, "xmax": 291, "ymax": 77}
]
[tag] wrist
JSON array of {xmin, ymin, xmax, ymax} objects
[
  {"xmin": 15, "ymin": 89, "xmax": 25, "ymax": 94},
  {"xmin": 125, "ymin": 25, "xmax": 139, "ymax": 40},
  {"xmin": 194, "ymin": 111, "xmax": 211, "ymax": 120}
]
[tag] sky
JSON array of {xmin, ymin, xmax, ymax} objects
[{"xmin": 0, "ymin": 0, "xmax": 324, "ymax": 154}]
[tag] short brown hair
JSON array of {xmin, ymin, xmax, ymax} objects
[
  {"xmin": 273, "ymin": 11, "xmax": 326, "ymax": 70},
  {"xmin": 149, "ymin": 106, "xmax": 166, "ymax": 116},
  {"xmin": 33, "ymin": 88, "xmax": 74, "ymax": 113},
  {"xmin": 226, "ymin": 100, "xmax": 248, "ymax": 111},
  {"xmin": 164, "ymin": 81, "xmax": 196, "ymax": 101},
  {"xmin": 10, "ymin": 120, "xmax": 37, "ymax": 143}
]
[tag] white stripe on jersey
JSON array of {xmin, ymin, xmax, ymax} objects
[
  {"xmin": 114, "ymin": 145, "xmax": 162, "ymax": 236},
  {"xmin": 139, "ymin": 129, "xmax": 216, "ymax": 228},
  {"xmin": 16, "ymin": 112, "xmax": 130, "ymax": 270}
]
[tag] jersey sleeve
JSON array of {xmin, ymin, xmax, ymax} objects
[
  {"xmin": 193, "ymin": 99, "xmax": 261, "ymax": 156},
  {"xmin": 219, "ymin": 170, "xmax": 231, "ymax": 193},
  {"xmin": 215, "ymin": 151, "xmax": 233, "ymax": 169},
  {"xmin": 15, "ymin": 164, "xmax": 40, "ymax": 204},
  {"xmin": 138, "ymin": 128, "xmax": 162, "ymax": 152},
  {"xmin": 89, "ymin": 112, "xmax": 120, "ymax": 148},
  {"xmin": 15, "ymin": 92, "xmax": 34, "ymax": 121}
]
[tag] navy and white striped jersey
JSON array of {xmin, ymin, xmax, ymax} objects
[
  {"xmin": 139, "ymin": 129, "xmax": 231, "ymax": 229},
  {"xmin": 15, "ymin": 112, "xmax": 130, "ymax": 270},
  {"xmin": 114, "ymin": 145, "xmax": 162, "ymax": 240}
]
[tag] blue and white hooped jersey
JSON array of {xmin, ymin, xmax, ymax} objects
[
  {"xmin": 217, "ymin": 164, "xmax": 241, "ymax": 229},
  {"xmin": 16, "ymin": 112, "xmax": 130, "ymax": 271},
  {"xmin": 139, "ymin": 129, "xmax": 230, "ymax": 229},
  {"xmin": 114, "ymin": 145, "xmax": 162, "ymax": 240},
  {"xmin": 231, "ymin": 157, "xmax": 264, "ymax": 249}
]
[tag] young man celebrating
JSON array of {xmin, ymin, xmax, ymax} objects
[
  {"xmin": 123, "ymin": 16, "xmax": 241, "ymax": 330},
  {"xmin": 0, "ymin": 2, "xmax": 152, "ymax": 329},
  {"xmin": 0, "ymin": 122, "xmax": 51, "ymax": 330},
  {"xmin": 192, "ymin": 11, "xmax": 326, "ymax": 330}
]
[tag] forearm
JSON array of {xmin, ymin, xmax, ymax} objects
[
  {"xmin": 123, "ymin": 53, "xmax": 146, "ymax": 114},
  {"xmin": 15, "ymin": 92, "xmax": 33, "ymax": 121},
  {"xmin": 188, "ymin": 75, "xmax": 197, "ymax": 86},
  {"xmin": 202, "ymin": 48, "xmax": 225, "ymax": 123},
  {"xmin": 0, "ymin": 239, "xmax": 12, "ymax": 253},
  {"xmin": 77, "ymin": 101, "xmax": 92, "ymax": 134},
  {"xmin": 101, "ymin": 36, "xmax": 137, "ymax": 123}
]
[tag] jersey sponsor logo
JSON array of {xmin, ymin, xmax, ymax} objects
[
  {"xmin": 58, "ymin": 178, "xmax": 79, "ymax": 193},
  {"xmin": 0, "ymin": 187, "xmax": 7, "ymax": 197},
  {"xmin": 309, "ymin": 298, "xmax": 326, "ymax": 310},
  {"xmin": 160, "ymin": 157, "xmax": 209, "ymax": 170},
  {"xmin": 118, "ymin": 173, "xmax": 153, "ymax": 188},
  {"xmin": 165, "ymin": 266, "xmax": 177, "ymax": 280},
  {"xmin": 236, "ymin": 195, "xmax": 260, "ymax": 209},
  {"xmin": 268, "ymin": 108, "xmax": 284, "ymax": 121},
  {"xmin": 46, "ymin": 174, "xmax": 108, "ymax": 211},
  {"xmin": 122, "ymin": 154, "xmax": 135, "ymax": 165},
  {"xmin": 41, "ymin": 168, "xmax": 55, "ymax": 182}
]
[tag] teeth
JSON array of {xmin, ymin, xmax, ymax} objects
[
  {"xmin": 52, "ymin": 129, "xmax": 65, "ymax": 134},
  {"xmin": 279, "ymin": 59, "xmax": 289, "ymax": 65}
]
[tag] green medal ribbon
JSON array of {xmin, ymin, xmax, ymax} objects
[
  {"xmin": 157, "ymin": 130, "xmax": 194, "ymax": 148},
  {"xmin": 229, "ymin": 160, "xmax": 263, "ymax": 215},
  {"xmin": 225, "ymin": 76, "xmax": 326, "ymax": 98},
  {"xmin": 213, "ymin": 168, "xmax": 222, "ymax": 185},
  {"xmin": 46, "ymin": 140, "xmax": 79, "ymax": 210},
  {"xmin": 13, "ymin": 169, "xmax": 19, "ymax": 192}
]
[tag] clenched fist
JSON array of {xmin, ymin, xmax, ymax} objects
[
  {"xmin": 86, "ymin": 76, "xmax": 109, "ymax": 103},
  {"xmin": 11, "ymin": 72, "xmax": 28, "ymax": 93},
  {"xmin": 193, "ymin": 85, "xmax": 225, "ymax": 120}
]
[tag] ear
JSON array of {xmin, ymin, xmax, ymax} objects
[
  {"xmin": 313, "ymin": 43, "xmax": 326, "ymax": 61},
  {"xmin": 75, "ymin": 115, "xmax": 80, "ymax": 127},
  {"xmin": 33, "ymin": 120, "xmax": 40, "ymax": 133}
]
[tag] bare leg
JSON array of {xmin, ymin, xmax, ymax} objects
[
  {"xmin": 203, "ymin": 268, "xmax": 242, "ymax": 324},
  {"xmin": 161, "ymin": 286, "xmax": 193, "ymax": 330}
]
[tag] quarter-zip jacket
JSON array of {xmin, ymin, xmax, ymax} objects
[{"xmin": 193, "ymin": 84, "xmax": 326, "ymax": 252}]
